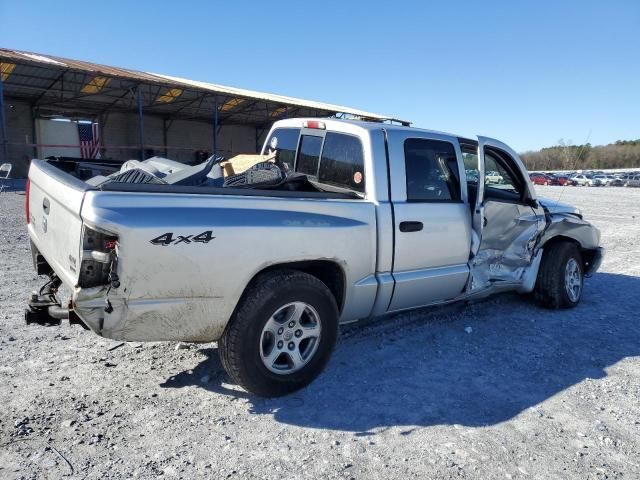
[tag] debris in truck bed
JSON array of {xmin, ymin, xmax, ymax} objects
[{"xmin": 220, "ymin": 153, "xmax": 276, "ymax": 177}]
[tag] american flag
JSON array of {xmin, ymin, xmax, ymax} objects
[{"xmin": 78, "ymin": 122, "xmax": 100, "ymax": 159}]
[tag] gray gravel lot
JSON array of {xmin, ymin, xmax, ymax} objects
[{"xmin": 1, "ymin": 186, "xmax": 639, "ymax": 479}]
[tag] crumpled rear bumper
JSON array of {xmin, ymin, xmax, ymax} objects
[{"xmin": 72, "ymin": 286, "xmax": 230, "ymax": 342}]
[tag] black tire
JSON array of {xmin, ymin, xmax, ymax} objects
[
  {"xmin": 219, "ymin": 270, "xmax": 339, "ymax": 397},
  {"xmin": 534, "ymin": 242, "xmax": 583, "ymax": 309}
]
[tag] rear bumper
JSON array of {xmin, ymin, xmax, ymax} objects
[
  {"xmin": 31, "ymin": 233, "xmax": 231, "ymax": 343},
  {"xmin": 72, "ymin": 287, "xmax": 230, "ymax": 342}
]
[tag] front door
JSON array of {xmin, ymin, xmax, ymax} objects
[
  {"xmin": 468, "ymin": 137, "xmax": 545, "ymax": 289},
  {"xmin": 388, "ymin": 130, "xmax": 472, "ymax": 311}
]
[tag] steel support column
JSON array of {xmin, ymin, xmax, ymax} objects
[
  {"xmin": 0, "ymin": 74, "xmax": 7, "ymax": 163},
  {"xmin": 162, "ymin": 118, "xmax": 169, "ymax": 157},
  {"xmin": 136, "ymin": 86, "xmax": 144, "ymax": 160},
  {"xmin": 212, "ymin": 95, "xmax": 218, "ymax": 156}
]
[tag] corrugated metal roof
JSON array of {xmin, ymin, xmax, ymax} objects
[{"xmin": 0, "ymin": 48, "xmax": 410, "ymax": 125}]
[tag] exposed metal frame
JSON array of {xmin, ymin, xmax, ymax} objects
[{"xmin": 0, "ymin": 48, "xmax": 410, "ymax": 164}]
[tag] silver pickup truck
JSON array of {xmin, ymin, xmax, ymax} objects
[{"xmin": 26, "ymin": 118, "xmax": 603, "ymax": 396}]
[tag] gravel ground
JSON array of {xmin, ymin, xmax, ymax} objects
[{"xmin": 1, "ymin": 186, "xmax": 639, "ymax": 480}]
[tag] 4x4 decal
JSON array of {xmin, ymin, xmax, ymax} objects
[{"xmin": 150, "ymin": 230, "xmax": 215, "ymax": 246}]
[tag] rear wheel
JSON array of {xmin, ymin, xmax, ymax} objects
[
  {"xmin": 219, "ymin": 270, "xmax": 339, "ymax": 397},
  {"xmin": 534, "ymin": 242, "xmax": 583, "ymax": 309}
]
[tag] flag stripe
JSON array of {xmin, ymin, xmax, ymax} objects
[{"xmin": 78, "ymin": 122, "xmax": 100, "ymax": 159}]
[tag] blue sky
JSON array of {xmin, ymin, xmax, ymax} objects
[{"xmin": 1, "ymin": 0, "xmax": 638, "ymax": 152}]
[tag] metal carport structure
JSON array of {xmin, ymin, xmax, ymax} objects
[{"xmin": 0, "ymin": 48, "xmax": 409, "ymax": 176}]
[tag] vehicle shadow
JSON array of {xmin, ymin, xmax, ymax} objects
[{"xmin": 160, "ymin": 272, "xmax": 640, "ymax": 433}]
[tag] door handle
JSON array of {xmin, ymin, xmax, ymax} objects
[
  {"xmin": 399, "ymin": 221, "xmax": 423, "ymax": 232},
  {"xmin": 42, "ymin": 198, "xmax": 50, "ymax": 215}
]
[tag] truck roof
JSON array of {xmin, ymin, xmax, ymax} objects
[{"xmin": 272, "ymin": 117, "xmax": 468, "ymax": 141}]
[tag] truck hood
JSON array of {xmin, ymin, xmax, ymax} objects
[{"xmin": 538, "ymin": 197, "xmax": 581, "ymax": 217}]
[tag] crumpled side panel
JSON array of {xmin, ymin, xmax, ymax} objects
[
  {"xmin": 468, "ymin": 201, "xmax": 545, "ymax": 291},
  {"xmin": 540, "ymin": 213, "xmax": 601, "ymax": 251}
]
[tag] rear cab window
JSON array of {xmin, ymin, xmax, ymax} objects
[
  {"xmin": 264, "ymin": 128, "xmax": 300, "ymax": 170},
  {"xmin": 296, "ymin": 135, "xmax": 323, "ymax": 176},
  {"xmin": 317, "ymin": 132, "xmax": 365, "ymax": 193},
  {"xmin": 265, "ymin": 125, "xmax": 366, "ymax": 196}
]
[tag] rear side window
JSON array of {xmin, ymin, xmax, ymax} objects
[
  {"xmin": 318, "ymin": 133, "xmax": 365, "ymax": 193},
  {"xmin": 404, "ymin": 138, "xmax": 461, "ymax": 202},
  {"xmin": 296, "ymin": 135, "xmax": 323, "ymax": 176},
  {"xmin": 265, "ymin": 128, "xmax": 300, "ymax": 170}
]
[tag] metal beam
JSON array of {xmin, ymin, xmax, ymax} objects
[
  {"xmin": 0, "ymin": 73, "xmax": 7, "ymax": 163},
  {"xmin": 136, "ymin": 86, "xmax": 144, "ymax": 160},
  {"xmin": 212, "ymin": 95, "xmax": 218, "ymax": 156}
]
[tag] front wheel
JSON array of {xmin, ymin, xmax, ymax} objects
[
  {"xmin": 534, "ymin": 242, "xmax": 584, "ymax": 309},
  {"xmin": 219, "ymin": 270, "xmax": 339, "ymax": 397}
]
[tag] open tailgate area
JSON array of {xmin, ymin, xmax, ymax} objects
[{"xmin": 27, "ymin": 159, "xmax": 89, "ymax": 288}]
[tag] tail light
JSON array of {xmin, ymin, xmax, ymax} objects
[
  {"xmin": 79, "ymin": 225, "xmax": 119, "ymax": 288},
  {"xmin": 25, "ymin": 178, "xmax": 31, "ymax": 224}
]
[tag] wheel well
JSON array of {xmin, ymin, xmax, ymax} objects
[
  {"xmin": 249, "ymin": 261, "xmax": 346, "ymax": 313},
  {"xmin": 541, "ymin": 235, "xmax": 598, "ymax": 273}
]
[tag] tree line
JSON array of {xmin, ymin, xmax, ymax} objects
[{"xmin": 520, "ymin": 139, "xmax": 640, "ymax": 171}]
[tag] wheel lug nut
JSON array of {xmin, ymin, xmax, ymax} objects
[
  {"xmin": 288, "ymin": 342, "xmax": 295, "ymax": 350},
  {"xmin": 277, "ymin": 341, "xmax": 283, "ymax": 349},
  {"xmin": 277, "ymin": 327, "xmax": 284, "ymax": 334},
  {"xmin": 288, "ymin": 321, "xmax": 295, "ymax": 328},
  {"xmin": 295, "ymin": 329, "xmax": 302, "ymax": 337}
]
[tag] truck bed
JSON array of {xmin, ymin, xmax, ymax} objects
[{"xmin": 27, "ymin": 159, "xmax": 381, "ymax": 342}]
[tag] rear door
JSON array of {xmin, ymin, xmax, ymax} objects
[
  {"xmin": 27, "ymin": 160, "xmax": 87, "ymax": 288},
  {"xmin": 387, "ymin": 130, "xmax": 471, "ymax": 311}
]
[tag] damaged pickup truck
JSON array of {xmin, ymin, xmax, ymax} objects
[{"xmin": 26, "ymin": 118, "xmax": 603, "ymax": 396}]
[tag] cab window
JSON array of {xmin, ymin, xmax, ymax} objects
[
  {"xmin": 264, "ymin": 128, "xmax": 300, "ymax": 170},
  {"xmin": 318, "ymin": 132, "xmax": 365, "ymax": 193},
  {"xmin": 296, "ymin": 135, "xmax": 323, "ymax": 177},
  {"xmin": 404, "ymin": 138, "xmax": 461, "ymax": 202},
  {"xmin": 484, "ymin": 149, "xmax": 524, "ymax": 199}
]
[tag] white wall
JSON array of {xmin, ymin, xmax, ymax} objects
[
  {"xmin": 102, "ymin": 112, "xmax": 260, "ymax": 163},
  {"xmin": 36, "ymin": 119, "xmax": 80, "ymax": 158},
  {"xmin": 1, "ymin": 101, "xmax": 264, "ymax": 177}
]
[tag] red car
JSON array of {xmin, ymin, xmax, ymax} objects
[
  {"xmin": 553, "ymin": 175, "xmax": 577, "ymax": 186},
  {"xmin": 530, "ymin": 173, "xmax": 557, "ymax": 185}
]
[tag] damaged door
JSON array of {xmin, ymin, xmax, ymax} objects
[{"xmin": 466, "ymin": 137, "xmax": 545, "ymax": 290}]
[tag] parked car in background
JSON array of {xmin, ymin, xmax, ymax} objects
[
  {"xmin": 571, "ymin": 174, "xmax": 594, "ymax": 186},
  {"xmin": 626, "ymin": 175, "xmax": 640, "ymax": 187},
  {"xmin": 610, "ymin": 176, "xmax": 626, "ymax": 187},
  {"xmin": 593, "ymin": 174, "xmax": 615, "ymax": 186},
  {"xmin": 530, "ymin": 173, "xmax": 556, "ymax": 185},
  {"xmin": 553, "ymin": 174, "xmax": 577, "ymax": 186},
  {"xmin": 485, "ymin": 170, "xmax": 504, "ymax": 184}
]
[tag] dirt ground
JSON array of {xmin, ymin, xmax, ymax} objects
[{"xmin": 1, "ymin": 186, "xmax": 639, "ymax": 480}]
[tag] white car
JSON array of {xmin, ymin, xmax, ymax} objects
[
  {"xmin": 570, "ymin": 174, "xmax": 593, "ymax": 186},
  {"xmin": 593, "ymin": 175, "xmax": 614, "ymax": 186},
  {"xmin": 485, "ymin": 170, "xmax": 504, "ymax": 184},
  {"xmin": 571, "ymin": 174, "xmax": 604, "ymax": 186}
]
